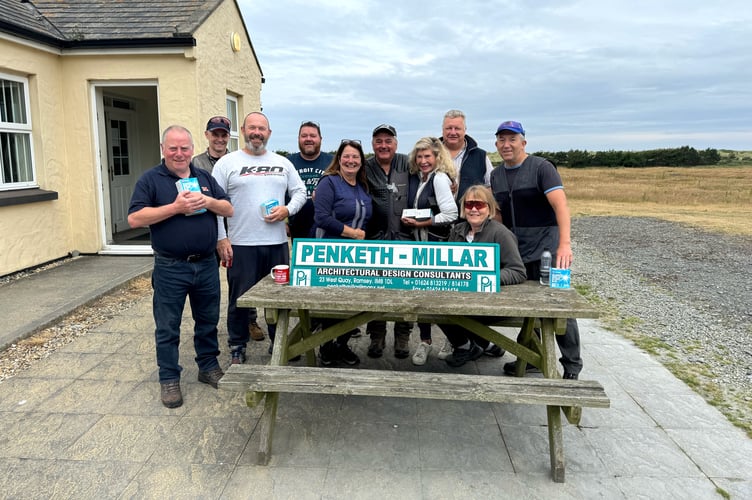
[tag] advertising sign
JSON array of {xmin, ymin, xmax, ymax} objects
[{"xmin": 290, "ymin": 239, "xmax": 500, "ymax": 292}]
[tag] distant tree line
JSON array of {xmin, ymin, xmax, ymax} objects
[{"xmin": 531, "ymin": 146, "xmax": 721, "ymax": 168}]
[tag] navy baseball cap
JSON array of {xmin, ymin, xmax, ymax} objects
[
  {"xmin": 495, "ymin": 120, "xmax": 525, "ymax": 136},
  {"xmin": 206, "ymin": 116, "xmax": 231, "ymax": 133}
]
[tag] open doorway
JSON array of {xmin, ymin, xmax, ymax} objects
[{"xmin": 92, "ymin": 83, "xmax": 159, "ymax": 252}]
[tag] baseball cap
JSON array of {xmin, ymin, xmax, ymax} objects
[
  {"xmin": 372, "ymin": 124, "xmax": 397, "ymax": 137},
  {"xmin": 495, "ymin": 120, "xmax": 525, "ymax": 136},
  {"xmin": 206, "ymin": 116, "xmax": 231, "ymax": 133}
]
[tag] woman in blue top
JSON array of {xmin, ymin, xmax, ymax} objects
[{"xmin": 313, "ymin": 139, "xmax": 373, "ymax": 366}]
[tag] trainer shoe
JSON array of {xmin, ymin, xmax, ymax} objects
[
  {"xmin": 160, "ymin": 380, "xmax": 183, "ymax": 408},
  {"xmin": 231, "ymin": 347, "xmax": 246, "ymax": 365},
  {"xmin": 198, "ymin": 368, "xmax": 225, "ymax": 389},
  {"xmin": 502, "ymin": 360, "xmax": 541, "ymax": 376},
  {"xmin": 484, "ymin": 344, "xmax": 505, "ymax": 357},
  {"xmin": 249, "ymin": 321, "xmax": 265, "ymax": 341},
  {"xmin": 437, "ymin": 340, "xmax": 453, "ymax": 360},
  {"xmin": 412, "ymin": 341, "xmax": 432, "ymax": 366},
  {"xmin": 337, "ymin": 342, "xmax": 360, "ymax": 366},
  {"xmin": 445, "ymin": 342, "xmax": 483, "ymax": 368},
  {"xmin": 319, "ymin": 341, "xmax": 342, "ymax": 366}
]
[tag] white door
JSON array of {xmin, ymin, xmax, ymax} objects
[{"xmin": 105, "ymin": 110, "xmax": 137, "ymax": 233}]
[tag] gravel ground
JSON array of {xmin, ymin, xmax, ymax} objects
[
  {"xmin": 1, "ymin": 216, "xmax": 751, "ymax": 431},
  {"xmin": 572, "ymin": 215, "xmax": 752, "ymax": 431}
]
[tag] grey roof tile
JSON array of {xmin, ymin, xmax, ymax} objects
[{"xmin": 0, "ymin": 0, "xmax": 224, "ymax": 45}]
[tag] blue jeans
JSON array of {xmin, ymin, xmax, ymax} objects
[{"xmin": 152, "ymin": 254, "xmax": 221, "ymax": 382}]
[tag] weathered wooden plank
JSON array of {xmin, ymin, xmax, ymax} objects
[
  {"xmin": 219, "ymin": 365, "xmax": 610, "ymax": 409},
  {"xmin": 239, "ymin": 279, "xmax": 600, "ymax": 320}
]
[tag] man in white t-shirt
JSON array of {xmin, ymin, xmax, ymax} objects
[{"xmin": 212, "ymin": 112, "xmax": 306, "ymax": 364}]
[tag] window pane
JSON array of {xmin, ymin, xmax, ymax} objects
[
  {"xmin": 1, "ymin": 79, "xmax": 27, "ymax": 124},
  {"xmin": 226, "ymin": 98, "xmax": 238, "ymax": 131},
  {"xmin": 226, "ymin": 97, "xmax": 239, "ymax": 152},
  {"xmin": 1, "ymin": 132, "xmax": 33, "ymax": 183}
]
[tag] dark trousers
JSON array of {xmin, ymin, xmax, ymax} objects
[
  {"xmin": 152, "ymin": 254, "xmax": 221, "ymax": 382},
  {"xmin": 366, "ymin": 320, "xmax": 412, "ymax": 340},
  {"xmin": 319, "ymin": 317, "xmax": 357, "ymax": 345},
  {"xmin": 418, "ymin": 322, "xmax": 432, "ymax": 342},
  {"xmin": 438, "ymin": 316, "xmax": 503, "ymax": 350},
  {"xmin": 226, "ymin": 243, "xmax": 289, "ymax": 348},
  {"xmin": 525, "ymin": 260, "xmax": 583, "ymax": 375}
]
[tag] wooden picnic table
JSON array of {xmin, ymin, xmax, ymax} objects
[{"xmin": 220, "ymin": 277, "xmax": 609, "ymax": 482}]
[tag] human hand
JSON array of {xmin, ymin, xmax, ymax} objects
[
  {"xmin": 264, "ymin": 205, "xmax": 290, "ymax": 223},
  {"xmin": 556, "ymin": 244, "xmax": 573, "ymax": 269},
  {"xmin": 217, "ymin": 238, "xmax": 233, "ymax": 267},
  {"xmin": 175, "ymin": 190, "xmax": 206, "ymax": 215}
]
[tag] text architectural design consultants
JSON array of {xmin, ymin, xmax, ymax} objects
[{"xmin": 290, "ymin": 239, "xmax": 500, "ymax": 292}]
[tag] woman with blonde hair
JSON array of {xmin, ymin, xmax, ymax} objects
[{"xmin": 402, "ymin": 137, "xmax": 459, "ymax": 365}]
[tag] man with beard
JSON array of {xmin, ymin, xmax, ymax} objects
[
  {"xmin": 212, "ymin": 112, "xmax": 306, "ymax": 364},
  {"xmin": 287, "ymin": 121, "xmax": 333, "ymax": 241}
]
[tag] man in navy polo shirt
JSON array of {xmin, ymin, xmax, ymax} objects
[{"xmin": 128, "ymin": 125, "xmax": 234, "ymax": 408}]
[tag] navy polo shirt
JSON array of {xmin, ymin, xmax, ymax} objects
[{"xmin": 128, "ymin": 162, "xmax": 229, "ymax": 258}]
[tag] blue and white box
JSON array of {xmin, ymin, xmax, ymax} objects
[
  {"xmin": 175, "ymin": 177, "xmax": 206, "ymax": 215},
  {"xmin": 549, "ymin": 268, "xmax": 571, "ymax": 289},
  {"xmin": 260, "ymin": 199, "xmax": 279, "ymax": 217}
]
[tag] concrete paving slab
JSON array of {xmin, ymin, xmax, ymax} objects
[
  {"xmin": 0, "ymin": 258, "xmax": 749, "ymax": 499},
  {"xmin": 0, "ymin": 255, "xmax": 152, "ymax": 351}
]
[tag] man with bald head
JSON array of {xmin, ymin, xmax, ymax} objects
[{"xmin": 213, "ymin": 112, "xmax": 307, "ymax": 364}]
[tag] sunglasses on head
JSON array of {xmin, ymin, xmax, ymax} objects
[
  {"xmin": 340, "ymin": 139, "xmax": 361, "ymax": 146},
  {"xmin": 209, "ymin": 116, "xmax": 230, "ymax": 126},
  {"xmin": 464, "ymin": 200, "xmax": 488, "ymax": 211}
]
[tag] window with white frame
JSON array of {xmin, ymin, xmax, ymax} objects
[
  {"xmin": 1, "ymin": 73, "xmax": 35, "ymax": 190},
  {"xmin": 226, "ymin": 95, "xmax": 239, "ymax": 152}
]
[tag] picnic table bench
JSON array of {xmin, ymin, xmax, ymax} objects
[{"xmin": 219, "ymin": 277, "xmax": 609, "ymax": 482}]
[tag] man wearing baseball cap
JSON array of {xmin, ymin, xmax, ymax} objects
[
  {"xmin": 193, "ymin": 116, "xmax": 232, "ymax": 174},
  {"xmin": 364, "ymin": 123, "xmax": 414, "ymax": 359},
  {"xmin": 489, "ymin": 120, "xmax": 582, "ymax": 380}
]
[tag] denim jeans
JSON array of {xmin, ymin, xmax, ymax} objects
[{"xmin": 152, "ymin": 254, "xmax": 221, "ymax": 382}]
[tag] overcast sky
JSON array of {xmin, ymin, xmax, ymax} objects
[{"xmin": 238, "ymin": 0, "xmax": 752, "ymax": 155}]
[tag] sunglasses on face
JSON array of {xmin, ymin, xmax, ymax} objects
[{"xmin": 464, "ymin": 200, "xmax": 488, "ymax": 211}]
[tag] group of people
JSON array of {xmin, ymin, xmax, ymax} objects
[{"xmin": 128, "ymin": 109, "xmax": 581, "ymax": 409}]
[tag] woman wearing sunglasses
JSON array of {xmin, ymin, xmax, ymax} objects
[
  {"xmin": 313, "ymin": 139, "xmax": 372, "ymax": 366},
  {"xmin": 401, "ymin": 137, "xmax": 459, "ymax": 365},
  {"xmin": 438, "ymin": 185, "xmax": 527, "ymax": 367}
]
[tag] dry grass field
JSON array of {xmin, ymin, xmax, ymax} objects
[{"xmin": 561, "ymin": 166, "xmax": 752, "ymax": 235}]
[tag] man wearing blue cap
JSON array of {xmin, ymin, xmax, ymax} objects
[{"xmin": 489, "ymin": 121, "xmax": 582, "ymax": 379}]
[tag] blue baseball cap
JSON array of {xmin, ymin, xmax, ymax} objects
[{"xmin": 495, "ymin": 120, "xmax": 525, "ymax": 136}]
